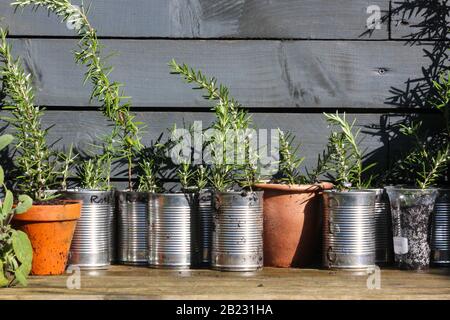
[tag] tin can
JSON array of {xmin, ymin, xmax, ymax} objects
[
  {"xmin": 212, "ymin": 191, "xmax": 264, "ymax": 272},
  {"xmin": 62, "ymin": 189, "xmax": 114, "ymax": 270},
  {"xmin": 117, "ymin": 191, "xmax": 149, "ymax": 265},
  {"xmin": 323, "ymin": 190, "xmax": 376, "ymax": 270}
]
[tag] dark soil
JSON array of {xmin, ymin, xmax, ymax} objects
[{"xmin": 392, "ymin": 201, "xmax": 435, "ymax": 270}]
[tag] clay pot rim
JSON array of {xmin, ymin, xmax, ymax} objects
[
  {"xmin": 12, "ymin": 202, "xmax": 81, "ymax": 222},
  {"xmin": 254, "ymin": 182, "xmax": 333, "ymax": 193}
]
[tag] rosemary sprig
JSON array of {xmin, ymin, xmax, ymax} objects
[
  {"xmin": 59, "ymin": 144, "xmax": 77, "ymax": 190},
  {"xmin": 387, "ymin": 68, "xmax": 449, "ymax": 188},
  {"xmin": 169, "ymin": 59, "xmax": 252, "ymax": 133},
  {"xmin": 74, "ymin": 130, "xmax": 116, "ymax": 191},
  {"xmin": 207, "ymin": 129, "xmax": 234, "ymax": 192},
  {"xmin": 12, "ymin": 0, "xmax": 144, "ymax": 190},
  {"xmin": 306, "ymin": 146, "xmax": 332, "ymax": 184},
  {"xmin": 136, "ymin": 137, "xmax": 170, "ymax": 193},
  {"xmin": 324, "ymin": 112, "xmax": 376, "ymax": 190},
  {"xmin": 276, "ymin": 129, "xmax": 307, "ymax": 185},
  {"xmin": 177, "ymin": 162, "xmax": 195, "ymax": 191},
  {"xmin": 0, "ymin": 28, "xmax": 71, "ymax": 201},
  {"xmin": 432, "ymin": 70, "xmax": 450, "ymax": 183},
  {"xmin": 395, "ymin": 121, "xmax": 449, "ymax": 189},
  {"xmin": 76, "ymin": 155, "xmax": 111, "ymax": 190},
  {"xmin": 417, "ymin": 145, "xmax": 449, "ymax": 189},
  {"xmin": 137, "ymin": 158, "xmax": 160, "ymax": 193},
  {"xmin": 236, "ymin": 133, "xmax": 261, "ymax": 191},
  {"xmin": 195, "ymin": 165, "xmax": 209, "ymax": 191},
  {"xmin": 432, "ymin": 71, "xmax": 450, "ymax": 136},
  {"xmin": 169, "ymin": 59, "xmax": 256, "ymax": 192},
  {"xmin": 169, "ymin": 124, "xmax": 199, "ymax": 191}
]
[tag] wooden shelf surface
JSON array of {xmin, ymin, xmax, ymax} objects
[{"xmin": 1, "ymin": 266, "xmax": 449, "ymax": 300}]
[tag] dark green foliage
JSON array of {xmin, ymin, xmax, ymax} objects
[
  {"xmin": 0, "ymin": 134, "xmax": 33, "ymax": 287},
  {"xmin": 12, "ymin": 0, "xmax": 143, "ymax": 190},
  {"xmin": 275, "ymin": 129, "xmax": 307, "ymax": 185},
  {"xmin": 323, "ymin": 112, "xmax": 376, "ymax": 190},
  {"xmin": 390, "ymin": 120, "xmax": 449, "ymax": 189},
  {"xmin": 0, "ymin": 29, "xmax": 73, "ymax": 201},
  {"xmin": 169, "ymin": 59, "xmax": 258, "ymax": 192}
]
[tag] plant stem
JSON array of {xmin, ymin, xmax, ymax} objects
[
  {"xmin": 12, "ymin": 0, "xmax": 144, "ymax": 190},
  {"xmin": 0, "ymin": 28, "xmax": 62, "ymax": 201},
  {"xmin": 169, "ymin": 60, "xmax": 256, "ymax": 191}
]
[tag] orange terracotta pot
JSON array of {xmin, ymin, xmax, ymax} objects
[
  {"xmin": 12, "ymin": 202, "xmax": 81, "ymax": 275},
  {"xmin": 255, "ymin": 182, "xmax": 333, "ymax": 268}
]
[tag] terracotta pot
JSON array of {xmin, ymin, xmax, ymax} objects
[
  {"xmin": 13, "ymin": 202, "xmax": 82, "ymax": 275},
  {"xmin": 255, "ymin": 182, "xmax": 333, "ymax": 268}
]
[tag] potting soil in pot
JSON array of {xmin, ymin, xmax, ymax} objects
[{"xmin": 388, "ymin": 189, "xmax": 438, "ymax": 270}]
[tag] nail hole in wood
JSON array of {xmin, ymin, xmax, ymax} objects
[{"xmin": 378, "ymin": 68, "xmax": 387, "ymax": 75}]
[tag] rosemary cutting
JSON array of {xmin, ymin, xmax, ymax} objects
[
  {"xmin": 0, "ymin": 29, "xmax": 74, "ymax": 201},
  {"xmin": 12, "ymin": 0, "xmax": 144, "ymax": 190},
  {"xmin": 393, "ymin": 120, "xmax": 449, "ymax": 189},
  {"xmin": 275, "ymin": 129, "xmax": 307, "ymax": 185},
  {"xmin": 169, "ymin": 59, "xmax": 257, "ymax": 192},
  {"xmin": 432, "ymin": 70, "xmax": 450, "ymax": 183},
  {"xmin": 169, "ymin": 124, "xmax": 198, "ymax": 191},
  {"xmin": 433, "ymin": 71, "xmax": 450, "ymax": 136},
  {"xmin": 324, "ymin": 112, "xmax": 376, "ymax": 190}
]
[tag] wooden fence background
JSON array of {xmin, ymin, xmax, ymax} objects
[{"xmin": 0, "ymin": 0, "xmax": 447, "ymax": 187}]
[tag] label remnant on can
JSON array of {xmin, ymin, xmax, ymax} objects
[{"xmin": 393, "ymin": 236, "xmax": 408, "ymax": 254}]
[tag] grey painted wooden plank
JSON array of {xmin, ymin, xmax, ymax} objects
[
  {"xmin": 8, "ymin": 39, "xmax": 433, "ymax": 109},
  {"xmin": 385, "ymin": 0, "xmax": 448, "ymax": 109},
  {"xmin": 0, "ymin": 111, "xmax": 392, "ymax": 180},
  {"xmin": 390, "ymin": 1, "xmax": 450, "ymax": 40},
  {"xmin": 1, "ymin": 0, "xmax": 389, "ymax": 39}
]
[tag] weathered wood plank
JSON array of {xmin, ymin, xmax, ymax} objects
[
  {"xmin": 0, "ymin": 0, "xmax": 389, "ymax": 39},
  {"xmin": 7, "ymin": 39, "xmax": 435, "ymax": 109},
  {"xmin": 0, "ymin": 111, "xmax": 392, "ymax": 180},
  {"xmin": 0, "ymin": 265, "xmax": 449, "ymax": 300},
  {"xmin": 391, "ymin": 1, "xmax": 450, "ymax": 40}
]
